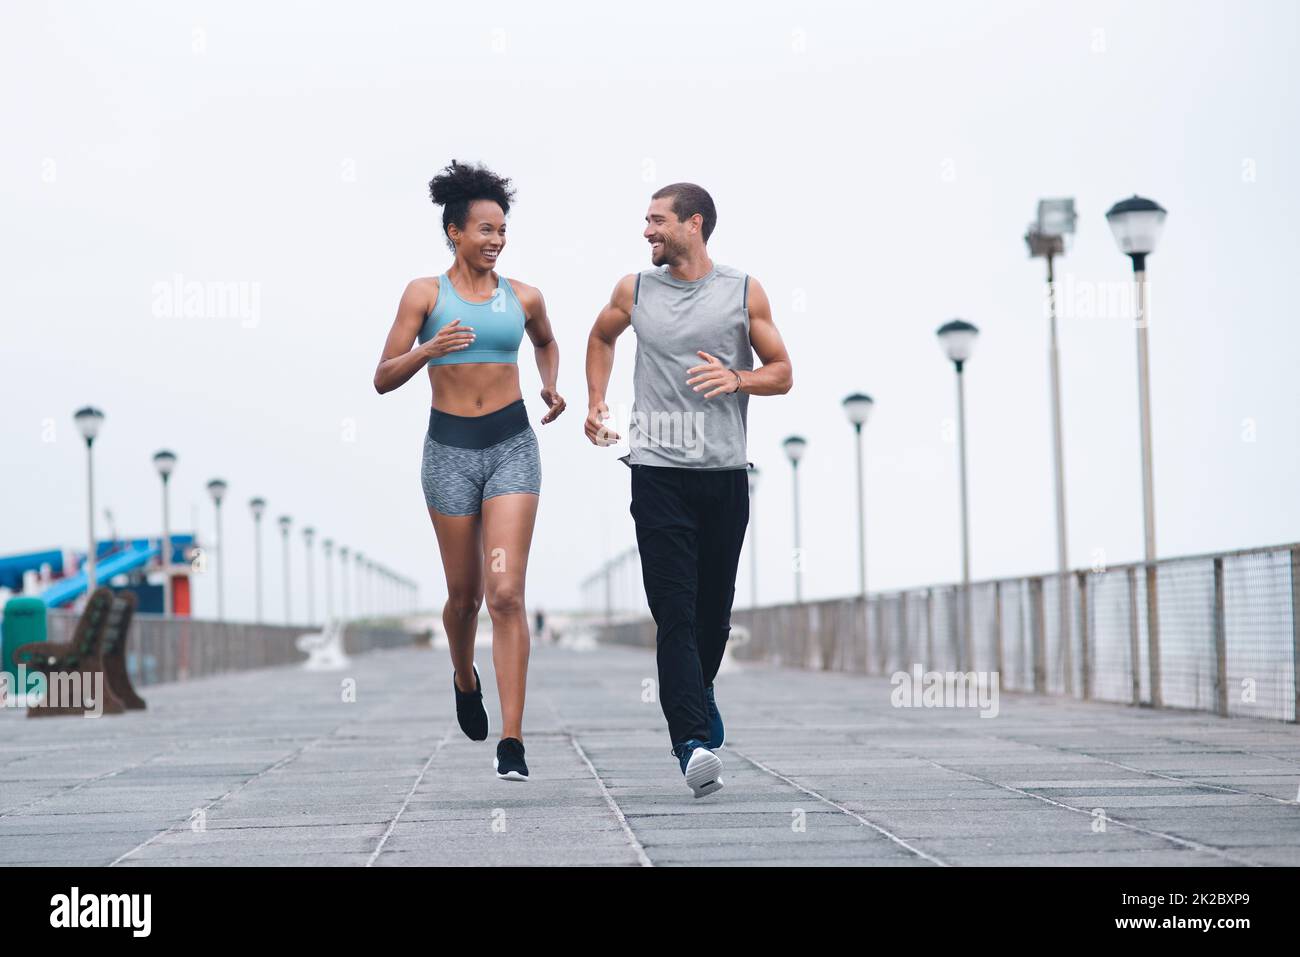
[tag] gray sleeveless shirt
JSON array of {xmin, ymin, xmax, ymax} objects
[{"xmin": 622, "ymin": 263, "xmax": 753, "ymax": 470}]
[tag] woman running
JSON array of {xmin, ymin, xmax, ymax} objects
[{"xmin": 374, "ymin": 160, "xmax": 564, "ymax": 781}]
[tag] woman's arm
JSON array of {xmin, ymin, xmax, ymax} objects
[
  {"xmin": 515, "ymin": 280, "xmax": 566, "ymax": 423},
  {"xmin": 373, "ymin": 278, "xmax": 474, "ymax": 395}
]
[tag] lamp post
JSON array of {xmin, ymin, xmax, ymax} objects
[
  {"xmin": 937, "ymin": 320, "xmax": 979, "ymax": 669},
  {"xmin": 841, "ymin": 393, "xmax": 874, "ymax": 600},
  {"xmin": 73, "ymin": 407, "xmax": 105, "ymax": 591},
  {"xmin": 249, "ymin": 498, "xmax": 266, "ymax": 622},
  {"xmin": 277, "ymin": 515, "xmax": 293, "ymax": 624},
  {"xmin": 303, "ymin": 526, "xmax": 316, "ymax": 626},
  {"xmin": 1105, "ymin": 194, "xmax": 1168, "ymax": 707},
  {"xmin": 355, "ymin": 551, "xmax": 365, "ymax": 621},
  {"xmin": 842, "ymin": 392, "xmax": 874, "ymax": 665},
  {"xmin": 152, "ymin": 450, "xmax": 177, "ymax": 615},
  {"xmin": 1027, "ymin": 197, "xmax": 1077, "ymax": 691},
  {"xmin": 782, "ymin": 436, "xmax": 807, "ymax": 604},
  {"xmin": 339, "ymin": 547, "xmax": 351, "ymax": 622},
  {"xmin": 206, "ymin": 479, "xmax": 228, "ymax": 620},
  {"xmin": 747, "ymin": 465, "xmax": 760, "ymax": 609},
  {"xmin": 322, "ymin": 538, "xmax": 334, "ymax": 623}
]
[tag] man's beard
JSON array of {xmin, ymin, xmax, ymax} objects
[{"xmin": 651, "ymin": 237, "xmax": 682, "ymax": 266}]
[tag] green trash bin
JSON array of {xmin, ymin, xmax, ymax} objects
[{"xmin": 3, "ymin": 596, "xmax": 47, "ymax": 687}]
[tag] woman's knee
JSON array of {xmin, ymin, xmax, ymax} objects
[
  {"xmin": 444, "ymin": 589, "xmax": 482, "ymax": 622},
  {"xmin": 485, "ymin": 583, "xmax": 524, "ymax": 620}
]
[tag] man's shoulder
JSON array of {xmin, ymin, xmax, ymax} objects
[{"xmin": 712, "ymin": 263, "xmax": 747, "ymax": 282}]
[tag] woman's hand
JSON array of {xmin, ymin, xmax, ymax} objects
[
  {"xmin": 424, "ymin": 319, "xmax": 476, "ymax": 359},
  {"xmin": 540, "ymin": 386, "xmax": 566, "ymax": 424}
]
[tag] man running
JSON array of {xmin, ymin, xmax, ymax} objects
[{"xmin": 584, "ymin": 183, "xmax": 793, "ymax": 798}]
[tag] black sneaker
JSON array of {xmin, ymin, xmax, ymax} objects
[
  {"xmin": 494, "ymin": 737, "xmax": 529, "ymax": 781},
  {"xmin": 453, "ymin": 665, "xmax": 488, "ymax": 741},
  {"xmin": 705, "ymin": 683, "xmax": 725, "ymax": 749}
]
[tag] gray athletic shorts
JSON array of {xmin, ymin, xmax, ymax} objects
[{"xmin": 420, "ymin": 400, "xmax": 541, "ymax": 516}]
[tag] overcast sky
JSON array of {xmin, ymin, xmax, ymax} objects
[{"xmin": 2, "ymin": 0, "xmax": 1297, "ymax": 621}]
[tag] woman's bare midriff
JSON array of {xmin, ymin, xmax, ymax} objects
[{"xmin": 429, "ymin": 363, "xmax": 523, "ymax": 416}]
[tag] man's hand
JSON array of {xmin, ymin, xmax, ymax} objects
[
  {"xmin": 686, "ymin": 351, "xmax": 741, "ymax": 399},
  {"xmin": 584, "ymin": 401, "xmax": 620, "ymax": 446}
]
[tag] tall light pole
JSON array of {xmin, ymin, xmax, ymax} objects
[
  {"xmin": 782, "ymin": 436, "xmax": 807, "ymax": 604},
  {"xmin": 747, "ymin": 465, "xmax": 760, "ymax": 609},
  {"xmin": 322, "ymin": 538, "xmax": 334, "ymax": 623},
  {"xmin": 152, "ymin": 450, "xmax": 177, "ymax": 615},
  {"xmin": 302, "ymin": 526, "xmax": 316, "ymax": 626},
  {"xmin": 1106, "ymin": 194, "xmax": 1168, "ymax": 707},
  {"xmin": 842, "ymin": 393, "xmax": 874, "ymax": 599},
  {"xmin": 843, "ymin": 392, "xmax": 874, "ymax": 665},
  {"xmin": 1027, "ymin": 199, "xmax": 1077, "ymax": 687},
  {"xmin": 355, "ymin": 551, "xmax": 365, "ymax": 621},
  {"xmin": 206, "ymin": 479, "xmax": 228, "ymax": 620},
  {"xmin": 249, "ymin": 497, "xmax": 266, "ymax": 622},
  {"xmin": 339, "ymin": 546, "xmax": 351, "ymax": 622},
  {"xmin": 278, "ymin": 515, "xmax": 293, "ymax": 625},
  {"xmin": 73, "ymin": 407, "xmax": 105, "ymax": 591},
  {"xmin": 937, "ymin": 320, "xmax": 979, "ymax": 669}
]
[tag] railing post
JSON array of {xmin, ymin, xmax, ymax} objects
[
  {"xmin": 1077, "ymin": 570, "xmax": 1091, "ymax": 701},
  {"xmin": 1146, "ymin": 561, "xmax": 1162, "ymax": 708},
  {"xmin": 1030, "ymin": 576, "xmax": 1046, "ymax": 693},
  {"xmin": 1059, "ymin": 573, "xmax": 1074, "ymax": 697},
  {"xmin": 925, "ymin": 588, "xmax": 935, "ymax": 669},
  {"xmin": 1127, "ymin": 565, "xmax": 1141, "ymax": 706},
  {"xmin": 896, "ymin": 594, "xmax": 907, "ymax": 674},
  {"xmin": 993, "ymin": 580, "xmax": 1004, "ymax": 686},
  {"xmin": 1213, "ymin": 556, "xmax": 1228, "ymax": 718},
  {"xmin": 1291, "ymin": 546, "xmax": 1300, "ymax": 724},
  {"xmin": 875, "ymin": 597, "xmax": 886, "ymax": 675}
]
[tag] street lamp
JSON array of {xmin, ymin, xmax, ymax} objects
[
  {"xmin": 206, "ymin": 479, "xmax": 228, "ymax": 620},
  {"xmin": 322, "ymin": 538, "xmax": 334, "ymax": 623},
  {"xmin": 73, "ymin": 407, "xmax": 105, "ymax": 591},
  {"xmin": 355, "ymin": 551, "xmax": 365, "ymax": 621},
  {"xmin": 302, "ymin": 526, "xmax": 316, "ymax": 626},
  {"xmin": 278, "ymin": 515, "xmax": 292, "ymax": 625},
  {"xmin": 152, "ymin": 450, "xmax": 177, "ymax": 615},
  {"xmin": 746, "ymin": 465, "xmax": 760, "ymax": 609},
  {"xmin": 782, "ymin": 436, "xmax": 807, "ymax": 604},
  {"xmin": 1027, "ymin": 198, "xmax": 1077, "ymax": 691},
  {"xmin": 249, "ymin": 497, "xmax": 266, "ymax": 622},
  {"xmin": 339, "ymin": 546, "xmax": 350, "ymax": 622},
  {"xmin": 841, "ymin": 393, "xmax": 874, "ymax": 600},
  {"xmin": 937, "ymin": 320, "xmax": 979, "ymax": 669},
  {"xmin": 1106, "ymin": 193, "xmax": 1168, "ymax": 706}
]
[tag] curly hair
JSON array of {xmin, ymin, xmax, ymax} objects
[{"xmin": 428, "ymin": 160, "xmax": 516, "ymax": 252}]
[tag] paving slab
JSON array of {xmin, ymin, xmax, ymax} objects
[{"xmin": 1, "ymin": 642, "xmax": 1297, "ymax": 865}]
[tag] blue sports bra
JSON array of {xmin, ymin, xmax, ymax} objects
[{"xmin": 419, "ymin": 272, "xmax": 526, "ymax": 366}]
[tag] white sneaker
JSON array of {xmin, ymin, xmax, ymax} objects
[{"xmin": 682, "ymin": 745, "xmax": 724, "ymax": 799}]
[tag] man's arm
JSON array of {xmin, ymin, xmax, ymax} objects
[
  {"xmin": 686, "ymin": 276, "xmax": 793, "ymax": 398},
  {"xmin": 584, "ymin": 274, "xmax": 636, "ymax": 445}
]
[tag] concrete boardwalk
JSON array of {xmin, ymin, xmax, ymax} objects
[{"xmin": 2, "ymin": 642, "xmax": 1298, "ymax": 866}]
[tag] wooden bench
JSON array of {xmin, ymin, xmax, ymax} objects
[
  {"xmin": 14, "ymin": 586, "xmax": 123, "ymax": 716},
  {"xmin": 98, "ymin": 591, "xmax": 146, "ymax": 710}
]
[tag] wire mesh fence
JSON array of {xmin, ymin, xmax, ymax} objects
[
  {"xmin": 589, "ymin": 542, "xmax": 1300, "ymax": 723},
  {"xmin": 44, "ymin": 613, "xmax": 415, "ymax": 687}
]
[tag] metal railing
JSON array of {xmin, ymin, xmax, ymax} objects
[
  {"xmin": 44, "ymin": 614, "xmax": 415, "ymax": 687},
  {"xmin": 593, "ymin": 542, "xmax": 1300, "ymax": 723}
]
